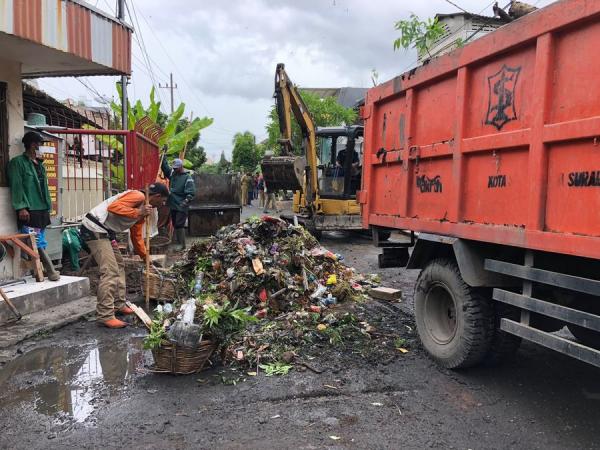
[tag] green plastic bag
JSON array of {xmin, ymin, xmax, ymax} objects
[{"xmin": 62, "ymin": 228, "xmax": 83, "ymax": 270}]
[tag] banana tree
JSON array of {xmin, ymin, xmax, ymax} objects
[{"xmin": 110, "ymin": 83, "xmax": 213, "ymax": 169}]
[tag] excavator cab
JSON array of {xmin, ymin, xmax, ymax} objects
[{"xmin": 316, "ymin": 126, "xmax": 363, "ymax": 199}]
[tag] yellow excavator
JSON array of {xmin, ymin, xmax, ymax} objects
[{"xmin": 261, "ymin": 63, "xmax": 364, "ymax": 238}]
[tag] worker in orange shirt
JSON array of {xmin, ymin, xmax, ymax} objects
[{"xmin": 80, "ymin": 183, "xmax": 170, "ymax": 328}]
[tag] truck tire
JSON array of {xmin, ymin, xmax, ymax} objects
[
  {"xmin": 484, "ymin": 303, "xmax": 522, "ymax": 366},
  {"xmin": 414, "ymin": 258, "xmax": 494, "ymax": 369},
  {"xmin": 566, "ymin": 297, "xmax": 600, "ymax": 349},
  {"xmin": 567, "ymin": 325, "xmax": 600, "ymax": 349},
  {"xmin": 378, "ymin": 231, "xmax": 391, "ymax": 241}
]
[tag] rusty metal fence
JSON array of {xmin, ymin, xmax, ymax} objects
[{"xmin": 42, "ymin": 127, "xmax": 160, "ymax": 222}]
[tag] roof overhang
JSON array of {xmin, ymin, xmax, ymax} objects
[{"xmin": 0, "ymin": 0, "xmax": 131, "ymax": 78}]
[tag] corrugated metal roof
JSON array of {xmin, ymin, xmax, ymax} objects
[
  {"xmin": 42, "ymin": 0, "xmax": 68, "ymax": 51},
  {"xmin": 1, "ymin": 0, "xmax": 131, "ymax": 76},
  {"xmin": 0, "ymin": 0, "xmax": 14, "ymax": 34},
  {"xmin": 91, "ymin": 13, "xmax": 112, "ymax": 67}
]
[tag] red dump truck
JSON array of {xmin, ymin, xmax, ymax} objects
[{"xmin": 360, "ymin": 0, "xmax": 600, "ymax": 369}]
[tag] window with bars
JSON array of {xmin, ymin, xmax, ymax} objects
[{"xmin": 0, "ymin": 82, "xmax": 8, "ymax": 187}]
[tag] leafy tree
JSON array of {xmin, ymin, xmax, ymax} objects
[
  {"xmin": 393, "ymin": 14, "xmax": 445, "ymax": 58},
  {"xmin": 231, "ymin": 131, "xmax": 262, "ymax": 172},
  {"xmin": 200, "ymin": 151, "xmax": 232, "ymax": 174},
  {"xmin": 265, "ymin": 90, "xmax": 357, "ymax": 156},
  {"xmin": 199, "ymin": 163, "xmax": 220, "ymax": 174},
  {"xmin": 217, "ymin": 151, "xmax": 232, "ymax": 173},
  {"xmin": 185, "ymin": 146, "xmax": 207, "ymax": 172},
  {"xmin": 175, "ymin": 117, "xmax": 206, "ymax": 171},
  {"xmin": 109, "ymin": 84, "xmax": 213, "ymax": 168}
]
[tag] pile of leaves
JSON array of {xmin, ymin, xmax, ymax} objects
[{"xmin": 148, "ymin": 216, "xmax": 410, "ymax": 374}]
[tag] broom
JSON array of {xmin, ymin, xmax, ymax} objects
[{"xmin": 145, "ymin": 184, "xmax": 151, "ymax": 310}]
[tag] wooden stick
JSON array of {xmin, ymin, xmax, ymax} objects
[
  {"xmin": 27, "ymin": 233, "xmax": 44, "ymax": 282},
  {"xmin": 145, "ymin": 184, "xmax": 151, "ymax": 309},
  {"xmin": 126, "ymin": 300, "xmax": 152, "ymax": 329},
  {"xmin": 0, "ymin": 287, "xmax": 21, "ymax": 321}
]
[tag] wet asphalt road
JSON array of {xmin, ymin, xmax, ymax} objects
[{"xmin": 0, "ymin": 215, "xmax": 599, "ymax": 449}]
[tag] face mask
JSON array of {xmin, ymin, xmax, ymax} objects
[{"xmin": 35, "ymin": 149, "xmax": 43, "ymax": 159}]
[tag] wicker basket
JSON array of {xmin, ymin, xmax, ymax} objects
[
  {"xmin": 150, "ymin": 235, "xmax": 171, "ymax": 255},
  {"xmin": 143, "ymin": 268, "xmax": 178, "ymax": 301},
  {"xmin": 151, "ymin": 340, "xmax": 216, "ymax": 374}
]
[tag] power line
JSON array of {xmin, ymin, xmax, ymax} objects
[
  {"xmin": 74, "ymin": 78, "xmax": 112, "ymax": 106},
  {"xmin": 102, "ymin": 0, "xmax": 115, "ymax": 15},
  {"xmin": 133, "ymin": 3, "xmax": 244, "ymax": 139},
  {"xmin": 126, "ymin": 1, "xmax": 163, "ymax": 105},
  {"xmin": 130, "ymin": 34, "xmax": 166, "ymax": 105},
  {"xmin": 443, "ymin": 0, "xmax": 470, "ymax": 14},
  {"xmin": 133, "ymin": 4, "xmax": 214, "ymax": 118}
]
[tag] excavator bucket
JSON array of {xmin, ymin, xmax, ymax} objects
[{"xmin": 261, "ymin": 155, "xmax": 306, "ymax": 192}]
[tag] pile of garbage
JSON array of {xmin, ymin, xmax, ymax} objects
[
  {"xmin": 148, "ymin": 216, "xmax": 404, "ymax": 372},
  {"xmin": 175, "ymin": 215, "xmax": 375, "ymax": 312}
]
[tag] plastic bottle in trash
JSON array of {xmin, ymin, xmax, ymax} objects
[
  {"xmin": 193, "ymin": 272, "xmax": 204, "ymax": 295},
  {"xmin": 310, "ymin": 284, "xmax": 327, "ymax": 299},
  {"xmin": 181, "ymin": 298, "xmax": 197, "ymax": 325}
]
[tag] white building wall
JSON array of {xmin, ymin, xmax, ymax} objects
[
  {"xmin": 0, "ymin": 57, "xmax": 24, "ymax": 279},
  {"xmin": 419, "ymin": 15, "xmax": 506, "ymax": 63}
]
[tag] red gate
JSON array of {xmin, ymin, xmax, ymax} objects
[
  {"xmin": 44, "ymin": 121, "xmax": 160, "ymax": 222},
  {"xmin": 127, "ymin": 117, "xmax": 162, "ymax": 190}
]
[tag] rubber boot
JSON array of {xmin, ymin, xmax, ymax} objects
[
  {"xmin": 38, "ymin": 248, "xmax": 60, "ymax": 281},
  {"xmin": 176, "ymin": 228, "xmax": 186, "ymax": 251}
]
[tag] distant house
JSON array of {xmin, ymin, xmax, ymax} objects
[
  {"xmin": 23, "ymin": 82, "xmax": 102, "ymax": 129},
  {"xmin": 419, "ymin": 12, "xmax": 510, "ymax": 63}
]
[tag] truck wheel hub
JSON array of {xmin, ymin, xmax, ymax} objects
[{"xmin": 424, "ymin": 283, "xmax": 458, "ymax": 345}]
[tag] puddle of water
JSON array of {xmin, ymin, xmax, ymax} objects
[{"xmin": 0, "ymin": 336, "xmax": 146, "ymax": 423}]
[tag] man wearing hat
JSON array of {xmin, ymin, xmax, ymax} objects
[
  {"xmin": 7, "ymin": 131, "xmax": 60, "ymax": 281},
  {"xmin": 161, "ymin": 157, "xmax": 195, "ymax": 250},
  {"xmin": 80, "ymin": 183, "xmax": 170, "ymax": 328}
]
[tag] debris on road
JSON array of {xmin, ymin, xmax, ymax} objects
[
  {"xmin": 142, "ymin": 216, "xmax": 414, "ymax": 376},
  {"xmin": 369, "ymin": 287, "xmax": 402, "ymax": 302}
]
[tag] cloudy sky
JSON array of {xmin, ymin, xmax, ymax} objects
[{"xmin": 38, "ymin": 0, "xmax": 556, "ymax": 161}]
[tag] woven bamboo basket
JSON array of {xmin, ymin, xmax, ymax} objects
[
  {"xmin": 150, "ymin": 235, "xmax": 171, "ymax": 255},
  {"xmin": 143, "ymin": 268, "xmax": 178, "ymax": 301},
  {"xmin": 151, "ymin": 340, "xmax": 216, "ymax": 374}
]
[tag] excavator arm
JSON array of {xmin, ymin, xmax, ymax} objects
[{"xmin": 262, "ymin": 64, "xmax": 319, "ymax": 202}]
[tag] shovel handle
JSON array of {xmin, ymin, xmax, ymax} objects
[{"xmin": 0, "ymin": 287, "xmax": 21, "ymax": 321}]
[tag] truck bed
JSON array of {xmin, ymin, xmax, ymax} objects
[{"xmin": 360, "ymin": 0, "xmax": 600, "ymax": 260}]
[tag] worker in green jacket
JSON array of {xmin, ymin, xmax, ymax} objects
[
  {"xmin": 7, "ymin": 131, "xmax": 60, "ymax": 281},
  {"xmin": 161, "ymin": 157, "xmax": 195, "ymax": 250}
]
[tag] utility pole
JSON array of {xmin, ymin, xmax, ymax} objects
[
  {"xmin": 117, "ymin": 0, "xmax": 128, "ymax": 189},
  {"xmin": 159, "ymin": 73, "xmax": 177, "ymax": 113},
  {"xmin": 117, "ymin": 0, "xmax": 128, "ymax": 131}
]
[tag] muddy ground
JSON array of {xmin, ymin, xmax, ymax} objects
[{"xmin": 1, "ymin": 213, "xmax": 600, "ymax": 449}]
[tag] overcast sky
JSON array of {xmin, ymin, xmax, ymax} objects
[{"xmin": 38, "ymin": 0, "xmax": 556, "ymax": 161}]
